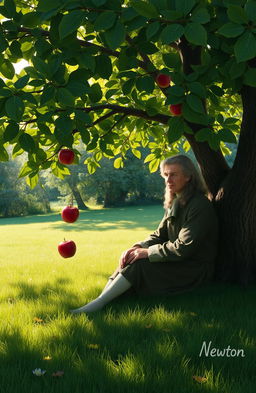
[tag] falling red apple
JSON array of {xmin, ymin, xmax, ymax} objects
[
  {"xmin": 58, "ymin": 239, "xmax": 76, "ymax": 258},
  {"xmin": 61, "ymin": 206, "xmax": 79, "ymax": 223},
  {"xmin": 58, "ymin": 149, "xmax": 75, "ymax": 165},
  {"xmin": 169, "ymin": 104, "xmax": 182, "ymax": 116},
  {"xmin": 156, "ymin": 74, "xmax": 171, "ymax": 88}
]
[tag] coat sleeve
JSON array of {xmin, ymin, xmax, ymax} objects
[
  {"xmin": 147, "ymin": 201, "xmax": 214, "ymax": 262},
  {"xmin": 133, "ymin": 214, "xmax": 169, "ymax": 248}
]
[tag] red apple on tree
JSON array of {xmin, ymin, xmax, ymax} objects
[
  {"xmin": 156, "ymin": 74, "xmax": 171, "ymax": 88},
  {"xmin": 58, "ymin": 149, "xmax": 75, "ymax": 165},
  {"xmin": 58, "ymin": 239, "xmax": 76, "ymax": 258},
  {"xmin": 61, "ymin": 206, "xmax": 79, "ymax": 223},
  {"xmin": 169, "ymin": 104, "xmax": 182, "ymax": 116}
]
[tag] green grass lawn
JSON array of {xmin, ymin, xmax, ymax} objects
[{"xmin": 0, "ymin": 205, "xmax": 256, "ymax": 393}]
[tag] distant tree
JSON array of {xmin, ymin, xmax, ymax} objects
[
  {"xmin": 0, "ymin": 160, "xmax": 50, "ymax": 217},
  {"xmin": 79, "ymin": 152, "xmax": 164, "ymax": 207}
]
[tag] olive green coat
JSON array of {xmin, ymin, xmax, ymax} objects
[{"xmin": 121, "ymin": 192, "xmax": 219, "ymax": 295}]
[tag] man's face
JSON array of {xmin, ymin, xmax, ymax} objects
[{"xmin": 162, "ymin": 164, "xmax": 191, "ymax": 194}]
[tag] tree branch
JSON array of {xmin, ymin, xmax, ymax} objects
[{"xmin": 22, "ymin": 104, "xmax": 170, "ymax": 126}]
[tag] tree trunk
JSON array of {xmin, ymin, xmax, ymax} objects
[
  {"xmin": 214, "ymin": 85, "xmax": 256, "ymax": 284},
  {"xmin": 66, "ymin": 179, "xmax": 88, "ymax": 210}
]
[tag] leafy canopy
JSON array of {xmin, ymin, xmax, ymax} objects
[{"xmin": 0, "ymin": 0, "xmax": 251, "ymax": 187}]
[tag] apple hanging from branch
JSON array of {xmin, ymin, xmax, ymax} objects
[
  {"xmin": 61, "ymin": 206, "xmax": 79, "ymax": 223},
  {"xmin": 169, "ymin": 104, "xmax": 182, "ymax": 116},
  {"xmin": 58, "ymin": 239, "xmax": 76, "ymax": 258},
  {"xmin": 156, "ymin": 74, "xmax": 171, "ymax": 88},
  {"xmin": 58, "ymin": 149, "xmax": 75, "ymax": 165}
]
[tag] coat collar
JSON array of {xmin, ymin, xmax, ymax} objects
[{"xmin": 166, "ymin": 198, "xmax": 180, "ymax": 221}]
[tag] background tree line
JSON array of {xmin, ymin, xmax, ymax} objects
[{"xmin": 0, "ymin": 148, "xmax": 167, "ymax": 217}]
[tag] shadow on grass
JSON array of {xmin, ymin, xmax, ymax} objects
[
  {"xmin": 0, "ymin": 205, "xmax": 163, "ymax": 232},
  {"xmin": 1, "ymin": 282, "xmax": 256, "ymax": 393}
]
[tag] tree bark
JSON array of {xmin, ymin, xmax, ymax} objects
[
  {"xmin": 66, "ymin": 178, "xmax": 88, "ymax": 210},
  {"xmin": 214, "ymin": 85, "xmax": 256, "ymax": 284}
]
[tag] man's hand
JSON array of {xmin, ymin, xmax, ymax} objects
[{"xmin": 119, "ymin": 246, "xmax": 148, "ymax": 268}]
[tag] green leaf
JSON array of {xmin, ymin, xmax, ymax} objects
[
  {"xmin": 114, "ymin": 156, "xmax": 123, "ymax": 168},
  {"xmin": 18, "ymin": 162, "xmax": 35, "ymax": 177},
  {"xmin": 88, "ymin": 83, "xmax": 102, "ymax": 103},
  {"xmin": 243, "ymin": 68, "xmax": 256, "ymax": 86},
  {"xmin": 160, "ymin": 24, "xmax": 184, "ymax": 44},
  {"xmin": 14, "ymin": 74, "xmax": 30, "ymax": 90},
  {"xmin": 182, "ymin": 103, "xmax": 209, "ymax": 125},
  {"xmin": 55, "ymin": 116, "xmax": 73, "ymax": 134},
  {"xmin": 227, "ymin": 5, "xmax": 248, "ymax": 24},
  {"xmin": 218, "ymin": 22, "xmax": 244, "ymax": 38},
  {"xmin": 9, "ymin": 40, "xmax": 23, "ymax": 58},
  {"xmin": 4, "ymin": 0, "xmax": 16, "ymax": 17},
  {"xmin": 32, "ymin": 56, "xmax": 49, "ymax": 77},
  {"xmin": 167, "ymin": 117, "xmax": 183, "ymax": 144},
  {"xmin": 132, "ymin": 149, "xmax": 141, "ymax": 159},
  {"xmin": 37, "ymin": 0, "xmax": 61, "ymax": 12},
  {"xmin": 94, "ymin": 11, "xmax": 117, "ymax": 31},
  {"xmin": 175, "ymin": 0, "xmax": 196, "ymax": 16},
  {"xmin": 0, "ymin": 32, "xmax": 8, "ymax": 52},
  {"xmin": 187, "ymin": 81, "xmax": 207, "ymax": 98},
  {"xmin": 184, "ymin": 23, "xmax": 207, "ymax": 46},
  {"xmin": 104, "ymin": 20, "xmax": 126, "ymax": 50},
  {"xmin": 122, "ymin": 79, "xmax": 135, "ymax": 95},
  {"xmin": 79, "ymin": 53, "xmax": 96, "ymax": 71},
  {"xmin": 136, "ymin": 76, "xmax": 155, "ymax": 94},
  {"xmin": 146, "ymin": 21, "xmax": 160, "ymax": 40},
  {"xmin": 26, "ymin": 173, "xmax": 39, "ymax": 189},
  {"xmin": 5, "ymin": 96, "xmax": 25, "ymax": 121},
  {"xmin": 80, "ymin": 128, "xmax": 90, "ymax": 145},
  {"xmin": 54, "ymin": 127, "xmax": 74, "ymax": 147},
  {"xmin": 130, "ymin": 0, "xmax": 158, "ymax": 18},
  {"xmin": 234, "ymin": 31, "xmax": 256, "ymax": 62},
  {"xmin": 167, "ymin": 86, "xmax": 185, "ymax": 97},
  {"xmin": 3, "ymin": 122, "xmax": 19, "ymax": 142},
  {"xmin": 56, "ymin": 87, "xmax": 75, "ymax": 107},
  {"xmin": 162, "ymin": 52, "xmax": 181, "ymax": 69},
  {"xmin": 19, "ymin": 133, "xmax": 36, "ymax": 152},
  {"xmin": 105, "ymin": 89, "xmax": 119, "ymax": 99},
  {"xmin": 195, "ymin": 127, "xmax": 212, "ymax": 142},
  {"xmin": 0, "ymin": 146, "xmax": 9, "ymax": 161},
  {"xmin": 40, "ymin": 86, "xmax": 56, "ymax": 106},
  {"xmin": 218, "ymin": 128, "xmax": 237, "ymax": 144},
  {"xmin": 191, "ymin": 7, "xmax": 210, "ymax": 24},
  {"xmin": 95, "ymin": 55, "xmax": 112, "ymax": 79},
  {"xmin": 186, "ymin": 94, "xmax": 205, "ymax": 113},
  {"xmin": 245, "ymin": 1, "xmax": 256, "ymax": 22},
  {"xmin": 149, "ymin": 158, "xmax": 160, "ymax": 172},
  {"xmin": 0, "ymin": 59, "xmax": 15, "ymax": 79},
  {"xmin": 59, "ymin": 10, "xmax": 85, "ymax": 40},
  {"xmin": 229, "ymin": 61, "xmax": 246, "ymax": 79},
  {"xmin": 21, "ymin": 11, "xmax": 41, "ymax": 28}
]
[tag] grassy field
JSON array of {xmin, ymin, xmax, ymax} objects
[{"xmin": 0, "ymin": 205, "xmax": 255, "ymax": 393}]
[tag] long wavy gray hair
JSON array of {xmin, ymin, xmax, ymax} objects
[{"xmin": 160, "ymin": 155, "xmax": 207, "ymax": 208}]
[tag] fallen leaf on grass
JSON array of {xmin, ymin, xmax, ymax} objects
[
  {"xmin": 145, "ymin": 324, "xmax": 152, "ymax": 329},
  {"xmin": 87, "ymin": 344, "xmax": 100, "ymax": 350},
  {"xmin": 52, "ymin": 371, "xmax": 64, "ymax": 377},
  {"xmin": 193, "ymin": 375, "xmax": 208, "ymax": 383},
  {"xmin": 43, "ymin": 355, "xmax": 52, "ymax": 361},
  {"xmin": 189, "ymin": 312, "xmax": 198, "ymax": 317},
  {"xmin": 32, "ymin": 368, "xmax": 46, "ymax": 376},
  {"xmin": 33, "ymin": 317, "xmax": 44, "ymax": 324}
]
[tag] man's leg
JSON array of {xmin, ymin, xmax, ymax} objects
[{"xmin": 70, "ymin": 273, "xmax": 131, "ymax": 313}]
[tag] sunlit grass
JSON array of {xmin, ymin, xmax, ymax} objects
[{"xmin": 0, "ymin": 206, "xmax": 256, "ymax": 393}]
